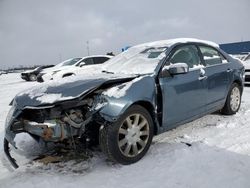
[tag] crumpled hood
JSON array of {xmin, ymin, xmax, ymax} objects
[{"xmin": 14, "ymin": 73, "xmax": 136, "ymax": 108}]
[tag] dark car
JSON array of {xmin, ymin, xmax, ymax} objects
[
  {"xmin": 242, "ymin": 53, "xmax": 250, "ymax": 84},
  {"xmin": 21, "ymin": 65, "xmax": 54, "ymax": 81},
  {"xmin": 0, "ymin": 70, "xmax": 7, "ymax": 75},
  {"xmin": 4, "ymin": 38, "xmax": 244, "ymax": 168}
]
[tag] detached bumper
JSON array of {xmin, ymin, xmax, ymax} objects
[
  {"xmin": 4, "ymin": 138, "xmax": 19, "ymax": 169},
  {"xmin": 4, "ymin": 106, "xmax": 22, "ymax": 168}
]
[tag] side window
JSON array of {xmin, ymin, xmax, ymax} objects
[
  {"xmin": 199, "ymin": 46, "xmax": 228, "ymax": 66},
  {"xmin": 93, "ymin": 57, "xmax": 110, "ymax": 64},
  {"xmin": 169, "ymin": 45, "xmax": 202, "ymax": 68},
  {"xmin": 80, "ymin": 58, "xmax": 94, "ymax": 65}
]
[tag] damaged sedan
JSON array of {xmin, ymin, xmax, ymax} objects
[{"xmin": 4, "ymin": 38, "xmax": 244, "ymax": 168}]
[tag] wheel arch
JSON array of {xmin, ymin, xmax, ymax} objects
[
  {"xmin": 100, "ymin": 99, "xmax": 159, "ymax": 135},
  {"xmin": 233, "ymin": 79, "xmax": 243, "ymax": 94},
  {"xmin": 131, "ymin": 100, "xmax": 158, "ymax": 135},
  {"xmin": 62, "ymin": 73, "xmax": 75, "ymax": 78}
]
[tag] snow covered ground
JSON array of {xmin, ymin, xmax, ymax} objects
[{"xmin": 0, "ymin": 73, "xmax": 250, "ymax": 188}]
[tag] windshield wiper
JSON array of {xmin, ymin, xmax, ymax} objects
[{"xmin": 102, "ymin": 70, "xmax": 114, "ymax": 74}]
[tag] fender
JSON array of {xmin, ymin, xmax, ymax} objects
[{"xmin": 99, "ymin": 76, "xmax": 158, "ymax": 122}]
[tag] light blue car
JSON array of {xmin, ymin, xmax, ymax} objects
[{"xmin": 4, "ymin": 38, "xmax": 244, "ymax": 168}]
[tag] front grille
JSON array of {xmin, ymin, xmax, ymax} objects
[{"xmin": 245, "ymin": 69, "xmax": 250, "ymax": 72}]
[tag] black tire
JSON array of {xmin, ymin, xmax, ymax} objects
[
  {"xmin": 29, "ymin": 74, "xmax": 37, "ymax": 81},
  {"xmin": 221, "ymin": 83, "xmax": 242, "ymax": 115},
  {"xmin": 100, "ymin": 105, "xmax": 154, "ymax": 165}
]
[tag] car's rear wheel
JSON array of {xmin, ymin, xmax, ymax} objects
[
  {"xmin": 221, "ymin": 83, "xmax": 242, "ymax": 115},
  {"xmin": 29, "ymin": 74, "xmax": 37, "ymax": 81},
  {"xmin": 100, "ymin": 105, "xmax": 154, "ymax": 164}
]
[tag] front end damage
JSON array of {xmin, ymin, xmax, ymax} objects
[{"xmin": 4, "ymin": 88, "xmax": 116, "ymax": 168}]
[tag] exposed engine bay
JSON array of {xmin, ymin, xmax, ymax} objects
[{"xmin": 18, "ymin": 96, "xmax": 100, "ymax": 143}]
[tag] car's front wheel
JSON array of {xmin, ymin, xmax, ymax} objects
[
  {"xmin": 221, "ymin": 82, "xmax": 242, "ymax": 115},
  {"xmin": 100, "ymin": 105, "xmax": 154, "ymax": 164}
]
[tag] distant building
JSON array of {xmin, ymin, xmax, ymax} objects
[{"xmin": 220, "ymin": 41, "xmax": 250, "ymax": 55}]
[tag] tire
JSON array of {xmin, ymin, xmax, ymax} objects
[
  {"xmin": 221, "ymin": 83, "xmax": 242, "ymax": 115},
  {"xmin": 100, "ymin": 105, "xmax": 154, "ymax": 165},
  {"xmin": 29, "ymin": 74, "xmax": 37, "ymax": 81}
]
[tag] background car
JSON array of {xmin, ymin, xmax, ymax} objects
[
  {"xmin": 21, "ymin": 65, "xmax": 54, "ymax": 81},
  {"xmin": 4, "ymin": 38, "xmax": 244, "ymax": 168},
  {"xmin": 37, "ymin": 55, "xmax": 112, "ymax": 82},
  {"xmin": 242, "ymin": 53, "xmax": 250, "ymax": 84},
  {"xmin": 52, "ymin": 55, "xmax": 112, "ymax": 80},
  {"xmin": 0, "ymin": 70, "xmax": 7, "ymax": 75}
]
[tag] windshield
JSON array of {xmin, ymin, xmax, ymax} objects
[
  {"xmin": 102, "ymin": 46, "xmax": 167, "ymax": 75},
  {"xmin": 60, "ymin": 58, "xmax": 82, "ymax": 66}
]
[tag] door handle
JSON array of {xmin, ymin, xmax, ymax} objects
[
  {"xmin": 227, "ymin": 69, "xmax": 233, "ymax": 73},
  {"xmin": 199, "ymin": 68, "xmax": 207, "ymax": 81},
  {"xmin": 198, "ymin": 75, "xmax": 207, "ymax": 81},
  {"xmin": 200, "ymin": 68, "xmax": 206, "ymax": 77}
]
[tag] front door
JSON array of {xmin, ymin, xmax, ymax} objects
[{"xmin": 159, "ymin": 44, "xmax": 207, "ymax": 129}]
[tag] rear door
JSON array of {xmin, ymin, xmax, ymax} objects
[
  {"xmin": 198, "ymin": 45, "xmax": 231, "ymax": 111},
  {"xmin": 159, "ymin": 44, "xmax": 207, "ymax": 128}
]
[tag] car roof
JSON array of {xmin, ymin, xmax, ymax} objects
[
  {"xmin": 133, "ymin": 38, "xmax": 219, "ymax": 50},
  {"xmin": 80, "ymin": 55, "xmax": 113, "ymax": 59}
]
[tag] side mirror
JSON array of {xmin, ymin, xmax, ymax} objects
[
  {"xmin": 79, "ymin": 62, "xmax": 86, "ymax": 67},
  {"xmin": 168, "ymin": 63, "xmax": 189, "ymax": 75}
]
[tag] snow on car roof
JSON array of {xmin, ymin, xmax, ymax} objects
[{"xmin": 133, "ymin": 38, "xmax": 219, "ymax": 49}]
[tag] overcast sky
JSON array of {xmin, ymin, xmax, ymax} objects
[{"xmin": 0, "ymin": 0, "xmax": 249, "ymax": 69}]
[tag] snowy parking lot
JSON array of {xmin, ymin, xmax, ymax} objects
[{"xmin": 0, "ymin": 73, "xmax": 250, "ymax": 188}]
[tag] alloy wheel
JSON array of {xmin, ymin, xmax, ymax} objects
[
  {"xmin": 230, "ymin": 87, "xmax": 241, "ymax": 111},
  {"xmin": 118, "ymin": 114, "xmax": 150, "ymax": 157}
]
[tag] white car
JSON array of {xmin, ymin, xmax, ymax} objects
[
  {"xmin": 242, "ymin": 53, "xmax": 250, "ymax": 84},
  {"xmin": 37, "ymin": 55, "xmax": 112, "ymax": 82}
]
